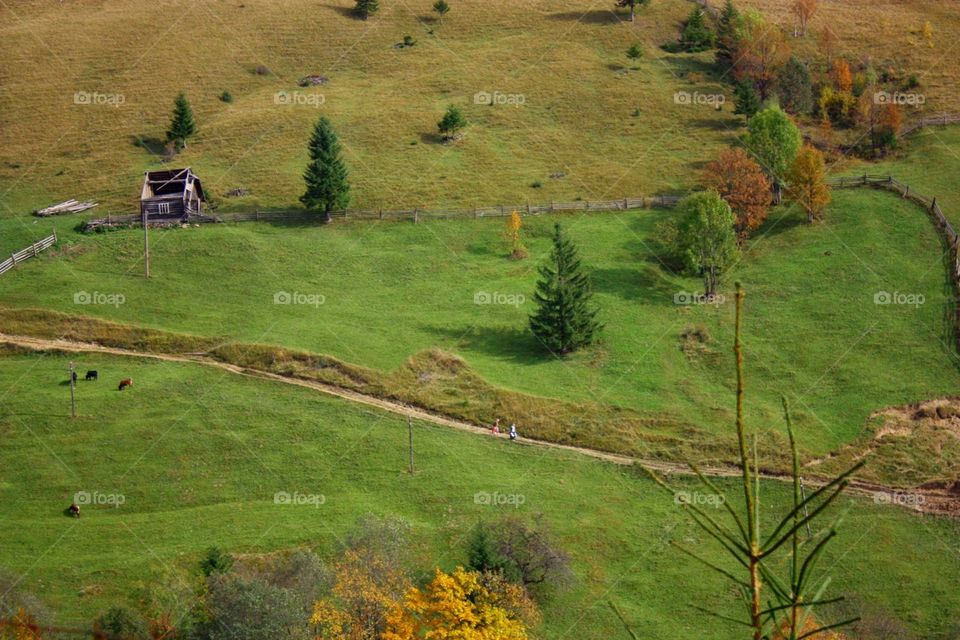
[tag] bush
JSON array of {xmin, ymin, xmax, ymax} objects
[
  {"xmin": 253, "ymin": 65, "xmax": 270, "ymax": 76},
  {"xmin": 402, "ymin": 35, "xmax": 415, "ymax": 46},
  {"xmin": 201, "ymin": 546, "xmax": 235, "ymax": 577},
  {"xmin": 219, "ymin": 91, "xmax": 233, "ymax": 103},
  {"xmin": 466, "ymin": 516, "xmax": 573, "ymax": 601},
  {"xmin": 94, "ymin": 606, "xmax": 150, "ymax": 640},
  {"xmin": 817, "ymin": 86, "xmax": 856, "ymax": 127},
  {"xmin": 205, "ymin": 574, "xmax": 305, "ymax": 640}
]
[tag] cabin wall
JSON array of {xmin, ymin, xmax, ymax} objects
[{"xmin": 141, "ymin": 198, "xmax": 187, "ymax": 218}]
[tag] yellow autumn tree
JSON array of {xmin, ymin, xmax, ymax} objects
[
  {"xmin": 788, "ymin": 145, "xmax": 831, "ymax": 223},
  {"xmin": 382, "ymin": 567, "xmax": 532, "ymax": 640},
  {"xmin": 0, "ymin": 608, "xmax": 42, "ymax": 640},
  {"xmin": 504, "ymin": 211, "xmax": 527, "ymax": 259},
  {"xmin": 310, "ymin": 549, "xmax": 411, "ymax": 640},
  {"xmin": 921, "ymin": 20, "xmax": 934, "ymax": 46}
]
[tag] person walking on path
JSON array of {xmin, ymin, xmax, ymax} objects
[
  {"xmin": 509, "ymin": 424, "xmax": 518, "ymax": 441},
  {"xmin": 491, "ymin": 418, "xmax": 501, "ymax": 436}
]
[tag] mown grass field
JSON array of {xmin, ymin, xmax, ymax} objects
[
  {"xmin": 2, "ymin": 186, "xmax": 957, "ymax": 477},
  {"xmin": 0, "ymin": 0, "xmax": 738, "ymax": 217},
  {"xmin": 1, "ymin": 348, "xmax": 959, "ymax": 638}
]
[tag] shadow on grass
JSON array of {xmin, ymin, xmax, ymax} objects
[
  {"xmin": 660, "ymin": 55, "xmax": 719, "ymax": 78},
  {"xmin": 324, "ymin": 4, "xmax": 362, "ymax": 19},
  {"xmin": 548, "ymin": 10, "xmax": 625, "ymax": 25},
  {"xmin": 592, "ymin": 264, "xmax": 679, "ymax": 303},
  {"xmin": 745, "ymin": 209, "xmax": 808, "ymax": 242},
  {"xmin": 419, "ymin": 132, "xmax": 446, "ymax": 145},
  {"xmin": 421, "ymin": 324, "xmax": 546, "ymax": 364},
  {"xmin": 130, "ymin": 135, "xmax": 168, "ymax": 157},
  {"xmin": 687, "ymin": 117, "xmax": 734, "ymax": 132}
]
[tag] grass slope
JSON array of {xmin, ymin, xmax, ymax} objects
[
  {"xmin": 1, "ymin": 188, "xmax": 957, "ymax": 477},
  {"xmin": 0, "ymin": 0, "xmax": 736, "ymax": 217},
  {"xmin": 1, "ymin": 348, "xmax": 958, "ymax": 638}
]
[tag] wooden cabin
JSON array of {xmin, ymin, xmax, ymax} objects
[{"xmin": 140, "ymin": 168, "xmax": 205, "ymax": 220}]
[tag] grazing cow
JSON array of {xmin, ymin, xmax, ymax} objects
[
  {"xmin": 85, "ymin": 370, "xmax": 98, "ymax": 381},
  {"xmin": 118, "ymin": 378, "xmax": 133, "ymax": 391},
  {"xmin": 68, "ymin": 503, "xmax": 81, "ymax": 518}
]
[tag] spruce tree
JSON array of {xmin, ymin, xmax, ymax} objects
[
  {"xmin": 300, "ymin": 117, "xmax": 350, "ymax": 223},
  {"xmin": 715, "ymin": 0, "xmax": 740, "ymax": 71},
  {"xmin": 680, "ymin": 7, "xmax": 715, "ymax": 52},
  {"xmin": 354, "ymin": 0, "xmax": 379, "ymax": 19},
  {"xmin": 166, "ymin": 92, "xmax": 196, "ymax": 149},
  {"xmin": 775, "ymin": 56, "xmax": 814, "ymax": 115},
  {"xmin": 734, "ymin": 81, "xmax": 760, "ymax": 118},
  {"xmin": 529, "ymin": 223, "xmax": 602, "ymax": 355},
  {"xmin": 437, "ymin": 105, "xmax": 467, "ymax": 141}
]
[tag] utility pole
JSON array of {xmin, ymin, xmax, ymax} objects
[
  {"xmin": 407, "ymin": 417, "xmax": 414, "ymax": 475},
  {"xmin": 142, "ymin": 207, "xmax": 150, "ymax": 278},
  {"xmin": 68, "ymin": 361, "xmax": 76, "ymax": 419}
]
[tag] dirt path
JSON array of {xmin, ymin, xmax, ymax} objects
[{"xmin": 3, "ymin": 333, "xmax": 957, "ymax": 516}]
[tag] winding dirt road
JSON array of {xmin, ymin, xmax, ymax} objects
[{"xmin": 3, "ymin": 333, "xmax": 956, "ymax": 516}]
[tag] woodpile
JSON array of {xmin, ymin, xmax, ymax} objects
[{"xmin": 34, "ymin": 199, "xmax": 98, "ymax": 217}]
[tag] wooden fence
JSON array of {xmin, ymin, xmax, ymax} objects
[
  {"xmin": 83, "ymin": 195, "xmax": 683, "ymax": 230},
  {"xmin": 829, "ymin": 174, "xmax": 960, "ymax": 348},
  {"xmin": 898, "ymin": 113, "xmax": 960, "ymax": 138},
  {"xmin": 0, "ymin": 232, "xmax": 57, "ymax": 277}
]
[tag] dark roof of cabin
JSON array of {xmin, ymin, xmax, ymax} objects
[{"xmin": 142, "ymin": 168, "xmax": 204, "ymax": 201}]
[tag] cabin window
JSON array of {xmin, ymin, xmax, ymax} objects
[{"xmin": 158, "ymin": 202, "xmax": 171, "ymax": 215}]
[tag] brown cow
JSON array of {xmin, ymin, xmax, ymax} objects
[
  {"xmin": 68, "ymin": 503, "xmax": 81, "ymax": 518},
  {"xmin": 118, "ymin": 378, "xmax": 133, "ymax": 391}
]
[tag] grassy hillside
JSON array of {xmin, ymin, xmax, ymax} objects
[
  {"xmin": 2, "ymin": 187, "xmax": 957, "ymax": 471},
  {"xmin": 1, "ymin": 348, "xmax": 958, "ymax": 638},
  {"xmin": 0, "ymin": 0, "xmax": 736, "ymax": 217}
]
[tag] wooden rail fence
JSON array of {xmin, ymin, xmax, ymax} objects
[
  {"xmin": 829, "ymin": 174, "xmax": 960, "ymax": 349},
  {"xmin": 83, "ymin": 195, "xmax": 683, "ymax": 231},
  {"xmin": 0, "ymin": 232, "xmax": 57, "ymax": 277}
]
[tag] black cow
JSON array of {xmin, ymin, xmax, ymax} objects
[
  {"xmin": 85, "ymin": 370, "xmax": 98, "ymax": 381},
  {"xmin": 68, "ymin": 503, "xmax": 81, "ymax": 518}
]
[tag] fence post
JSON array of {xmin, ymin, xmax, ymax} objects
[
  {"xmin": 413, "ymin": 208, "xmax": 419, "ymax": 223},
  {"xmin": 526, "ymin": 203, "xmax": 530, "ymax": 215},
  {"xmin": 379, "ymin": 208, "xmax": 383, "ymax": 220},
  {"xmin": 549, "ymin": 202, "xmax": 554, "ymax": 212},
  {"xmin": 624, "ymin": 197, "xmax": 628, "ymax": 210}
]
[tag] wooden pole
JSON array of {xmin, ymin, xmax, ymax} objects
[
  {"xmin": 407, "ymin": 417, "xmax": 414, "ymax": 474},
  {"xmin": 69, "ymin": 361, "xmax": 76, "ymax": 419},
  {"xmin": 142, "ymin": 208, "xmax": 150, "ymax": 278}
]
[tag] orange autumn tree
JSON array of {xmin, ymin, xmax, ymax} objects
[
  {"xmin": 382, "ymin": 567, "xmax": 532, "ymax": 640},
  {"xmin": 703, "ymin": 147, "xmax": 772, "ymax": 239},
  {"xmin": 788, "ymin": 145, "xmax": 831, "ymax": 222},
  {"xmin": 310, "ymin": 549, "xmax": 411, "ymax": 640},
  {"xmin": 829, "ymin": 59, "xmax": 853, "ymax": 93}
]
